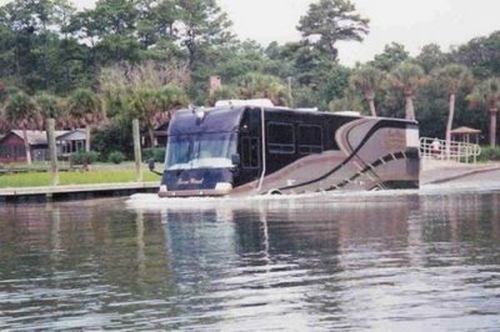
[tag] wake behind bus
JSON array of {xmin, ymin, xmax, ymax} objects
[{"xmin": 149, "ymin": 99, "xmax": 420, "ymax": 197}]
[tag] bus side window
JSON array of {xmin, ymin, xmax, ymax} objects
[
  {"xmin": 241, "ymin": 137, "xmax": 260, "ymax": 168},
  {"xmin": 299, "ymin": 124, "xmax": 323, "ymax": 154},
  {"xmin": 268, "ymin": 122, "xmax": 295, "ymax": 154}
]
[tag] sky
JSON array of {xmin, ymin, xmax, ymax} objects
[
  {"xmin": 2, "ymin": 0, "xmax": 500, "ymax": 67},
  {"xmin": 216, "ymin": 0, "xmax": 500, "ymax": 66}
]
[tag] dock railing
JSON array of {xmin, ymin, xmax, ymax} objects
[{"xmin": 420, "ymin": 137, "xmax": 481, "ymax": 164}]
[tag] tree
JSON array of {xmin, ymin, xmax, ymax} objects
[
  {"xmin": 128, "ymin": 83, "xmax": 188, "ymax": 147},
  {"xmin": 349, "ymin": 65, "xmax": 384, "ymax": 116},
  {"xmin": 176, "ymin": 0, "xmax": 234, "ymax": 69},
  {"xmin": 389, "ymin": 62, "xmax": 425, "ymax": 120},
  {"xmin": 434, "ymin": 64, "xmax": 473, "ymax": 157},
  {"xmin": 451, "ymin": 31, "xmax": 500, "ymax": 80},
  {"xmin": 297, "ymin": 0, "xmax": 369, "ymax": 61},
  {"xmin": 467, "ymin": 78, "xmax": 500, "ymax": 148},
  {"xmin": 416, "ymin": 43, "xmax": 448, "ymax": 74},
  {"xmin": 3, "ymin": 90, "xmax": 39, "ymax": 164},
  {"xmin": 328, "ymin": 89, "xmax": 363, "ymax": 113},
  {"xmin": 98, "ymin": 60, "xmax": 190, "ymax": 118},
  {"xmin": 237, "ymin": 72, "xmax": 291, "ymax": 106},
  {"xmin": 35, "ymin": 92, "xmax": 65, "ymax": 129},
  {"xmin": 67, "ymin": 88, "xmax": 103, "ymax": 151},
  {"xmin": 129, "ymin": 88, "xmax": 161, "ymax": 147},
  {"xmin": 136, "ymin": 0, "xmax": 178, "ymax": 48},
  {"xmin": 370, "ymin": 42, "xmax": 409, "ymax": 72}
]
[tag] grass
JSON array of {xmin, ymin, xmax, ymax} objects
[{"xmin": 0, "ymin": 164, "xmax": 161, "ymax": 188}]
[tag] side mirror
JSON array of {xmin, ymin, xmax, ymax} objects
[
  {"xmin": 148, "ymin": 158, "xmax": 163, "ymax": 176},
  {"xmin": 148, "ymin": 158, "xmax": 155, "ymax": 171},
  {"xmin": 231, "ymin": 153, "xmax": 241, "ymax": 166}
]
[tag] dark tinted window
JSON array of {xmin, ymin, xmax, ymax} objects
[
  {"xmin": 268, "ymin": 122, "xmax": 295, "ymax": 154},
  {"xmin": 298, "ymin": 124, "xmax": 323, "ymax": 154},
  {"xmin": 241, "ymin": 137, "xmax": 260, "ymax": 168}
]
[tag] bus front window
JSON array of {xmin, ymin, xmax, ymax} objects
[{"xmin": 165, "ymin": 132, "xmax": 236, "ymax": 170}]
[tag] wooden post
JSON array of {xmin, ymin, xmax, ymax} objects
[
  {"xmin": 133, "ymin": 119, "xmax": 143, "ymax": 182},
  {"xmin": 85, "ymin": 125, "xmax": 91, "ymax": 152},
  {"xmin": 47, "ymin": 118, "xmax": 59, "ymax": 186}
]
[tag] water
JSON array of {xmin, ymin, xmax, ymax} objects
[{"xmin": 1, "ymin": 189, "xmax": 500, "ymax": 331}]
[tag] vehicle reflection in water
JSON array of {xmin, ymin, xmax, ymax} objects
[
  {"xmin": 133, "ymin": 191, "xmax": 500, "ymax": 331},
  {"xmin": 0, "ymin": 190, "xmax": 499, "ymax": 331}
]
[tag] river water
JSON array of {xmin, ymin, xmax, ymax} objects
[{"xmin": 1, "ymin": 188, "xmax": 500, "ymax": 331}]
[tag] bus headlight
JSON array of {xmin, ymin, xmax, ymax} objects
[
  {"xmin": 159, "ymin": 184, "xmax": 168, "ymax": 192},
  {"xmin": 215, "ymin": 182, "xmax": 232, "ymax": 192}
]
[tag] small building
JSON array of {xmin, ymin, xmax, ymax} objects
[
  {"xmin": 57, "ymin": 129, "xmax": 87, "ymax": 158},
  {"xmin": 154, "ymin": 122, "xmax": 169, "ymax": 147},
  {"xmin": 0, "ymin": 129, "xmax": 86, "ymax": 163},
  {"xmin": 450, "ymin": 126, "xmax": 481, "ymax": 144}
]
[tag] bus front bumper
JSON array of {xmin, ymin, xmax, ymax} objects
[{"xmin": 157, "ymin": 183, "xmax": 233, "ymax": 198}]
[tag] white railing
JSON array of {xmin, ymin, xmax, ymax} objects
[{"xmin": 420, "ymin": 137, "xmax": 481, "ymax": 164}]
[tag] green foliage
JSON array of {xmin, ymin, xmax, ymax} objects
[
  {"xmin": 108, "ymin": 151, "xmax": 126, "ymax": 164},
  {"xmin": 3, "ymin": 90, "xmax": 39, "ymax": 129},
  {"xmin": 0, "ymin": 169, "xmax": 159, "ymax": 188},
  {"xmin": 389, "ymin": 61, "xmax": 425, "ymax": 95},
  {"xmin": 297, "ymin": 0, "xmax": 369, "ymax": 61},
  {"xmin": 175, "ymin": 0, "xmax": 234, "ymax": 69},
  {"xmin": 143, "ymin": 147, "xmax": 165, "ymax": 163},
  {"xmin": 0, "ymin": 0, "xmax": 500, "ymax": 153},
  {"xmin": 467, "ymin": 77, "xmax": 500, "ymax": 147},
  {"xmin": 478, "ymin": 146, "xmax": 500, "ymax": 161},
  {"xmin": 207, "ymin": 85, "xmax": 240, "ymax": 106},
  {"xmin": 72, "ymin": 150, "xmax": 100, "ymax": 165},
  {"xmin": 349, "ymin": 65, "xmax": 384, "ymax": 116},
  {"xmin": 370, "ymin": 42, "xmax": 409, "ymax": 72},
  {"xmin": 236, "ymin": 72, "xmax": 291, "ymax": 106},
  {"xmin": 467, "ymin": 78, "xmax": 500, "ymax": 111},
  {"xmin": 91, "ymin": 122, "xmax": 132, "ymax": 160},
  {"xmin": 67, "ymin": 88, "xmax": 103, "ymax": 126},
  {"xmin": 415, "ymin": 43, "xmax": 448, "ymax": 74},
  {"xmin": 451, "ymin": 31, "xmax": 500, "ymax": 80}
]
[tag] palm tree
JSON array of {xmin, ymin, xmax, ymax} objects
[
  {"xmin": 35, "ymin": 92, "xmax": 66, "ymax": 130},
  {"xmin": 238, "ymin": 72, "xmax": 291, "ymax": 106},
  {"xmin": 3, "ymin": 91, "xmax": 39, "ymax": 164},
  {"xmin": 208, "ymin": 85, "xmax": 239, "ymax": 106},
  {"xmin": 467, "ymin": 78, "xmax": 500, "ymax": 148},
  {"xmin": 434, "ymin": 64, "xmax": 473, "ymax": 158},
  {"xmin": 129, "ymin": 83, "xmax": 188, "ymax": 147},
  {"xmin": 130, "ymin": 88, "xmax": 162, "ymax": 147},
  {"xmin": 67, "ymin": 88, "xmax": 104, "ymax": 151},
  {"xmin": 389, "ymin": 62, "xmax": 425, "ymax": 120},
  {"xmin": 158, "ymin": 83, "xmax": 189, "ymax": 112},
  {"xmin": 349, "ymin": 65, "xmax": 384, "ymax": 116}
]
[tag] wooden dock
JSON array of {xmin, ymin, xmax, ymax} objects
[{"xmin": 0, "ymin": 182, "xmax": 159, "ymax": 203}]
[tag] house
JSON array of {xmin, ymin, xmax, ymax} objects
[
  {"xmin": 141, "ymin": 122, "xmax": 170, "ymax": 148},
  {"xmin": 56, "ymin": 129, "xmax": 87, "ymax": 158},
  {"xmin": 0, "ymin": 129, "xmax": 86, "ymax": 163},
  {"xmin": 154, "ymin": 122, "xmax": 169, "ymax": 147}
]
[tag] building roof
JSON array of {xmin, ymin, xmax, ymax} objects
[
  {"xmin": 57, "ymin": 129, "xmax": 86, "ymax": 141},
  {"xmin": 9, "ymin": 130, "xmax": 72, "ymax": 145},
  {"xmin": 450, "ymin": 126, "xmax": 481, "ymax": 135}
]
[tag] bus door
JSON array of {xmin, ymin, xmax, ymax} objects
[{"xmin": 235, "ymin": 135, "xmax": 261, "ymax": 187}]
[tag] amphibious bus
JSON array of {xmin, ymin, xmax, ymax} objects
[{"xmin": 149, "ymin": 100, "xmax": 420, "ymax": 197}]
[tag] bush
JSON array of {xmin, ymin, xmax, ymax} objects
[
  {"xmin": 108, "ymin": 151, "xmax": 126, "ymax": 164},
  {"xmin": 72, "ymin": 150, "xmax": 100, "ymax": 165},
  {"xmin": 478, "ymin": 146, "xmax": 500, "ymax": 162},
  {"xmin": 143, "ymin": 147, "xmax": 165, "ymax": 162},
  {"xmin": 91, "ymin": 122, "xmax": 133, "ymax": 161}
]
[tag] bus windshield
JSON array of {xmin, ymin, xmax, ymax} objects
[{"xmin": 165, "ymin": 132, "xmax": 237, "ymax": 170}]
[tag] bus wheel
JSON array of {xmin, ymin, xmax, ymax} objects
[{"xmin": 268, "ymin": 189, "xmax": 282, "ymax": 195}]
